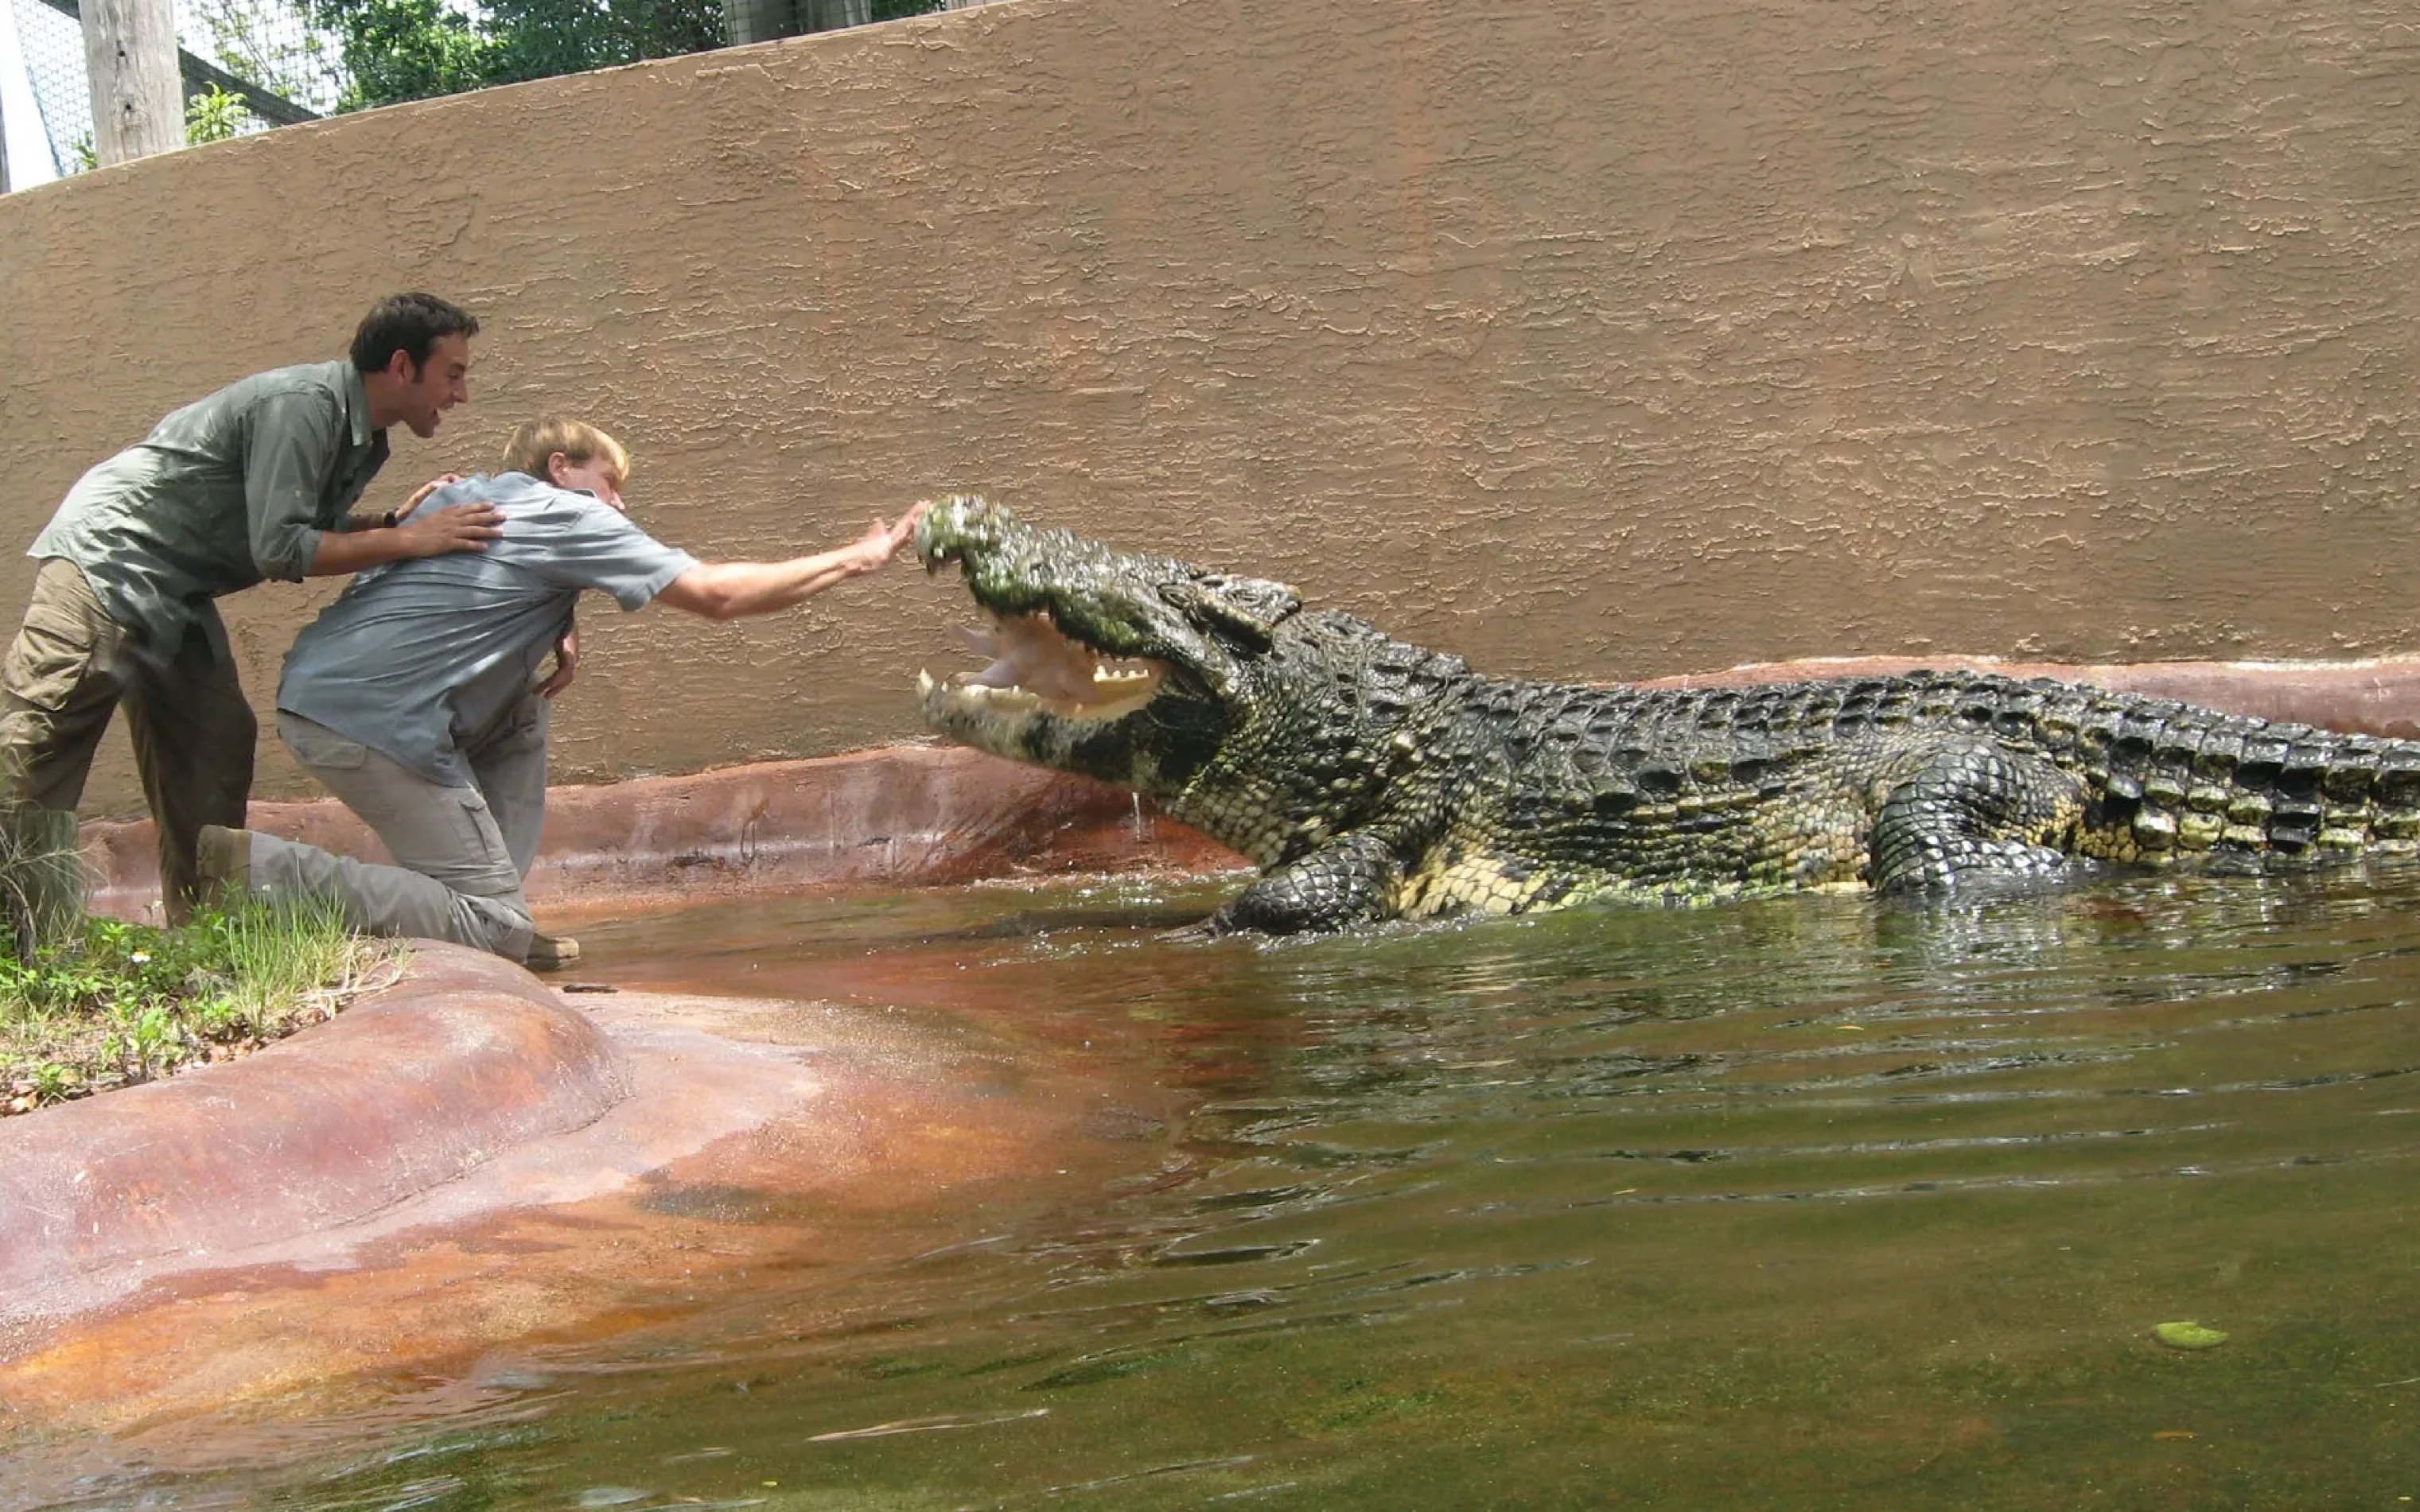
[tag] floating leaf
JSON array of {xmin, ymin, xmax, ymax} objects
[{"xmin": 2154, "ymin": 1321, "xmax": 2229, "ymax": 1350}]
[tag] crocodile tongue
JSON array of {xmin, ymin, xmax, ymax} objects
[
  {"xmin": 957, "ymin": 616, "xmax": 1093, "ymax": 703},
  {"xmin": 953, "ymin": 614, "xmax": 1163, "ymax": 711}
]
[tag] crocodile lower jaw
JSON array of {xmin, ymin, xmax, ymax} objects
[{"xmin": 916, "ymin": 667, "xmax": 1163, "ymax": 725}]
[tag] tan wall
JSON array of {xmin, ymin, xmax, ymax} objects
[{"xmin": 2, "ymin": 0, "xmax": 2415, "ymax": 817}]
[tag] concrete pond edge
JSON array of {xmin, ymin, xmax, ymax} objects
[{"xmin": 0, "ymin": 942, "xmax": 625, "ymax": 1331}]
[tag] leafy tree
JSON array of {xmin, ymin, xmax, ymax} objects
[
  {"xmin": 479, "ymin": 0, "xmax": 726, "ymax": 84},
  {"xmin": 307, "ymin": 0, "xmax": 489, "ymax": 111},
  {"xmin": 311, "ymin": 0, "xmax": 726, "ymax": 109},
  {"xmin": 309, "ymin": 0, "xmax": 943, "ymax": 111}
]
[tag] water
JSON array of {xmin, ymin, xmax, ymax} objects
[{"xmin": 24, "ymin": 866, "xmax": 2420, "ymax": 1508}]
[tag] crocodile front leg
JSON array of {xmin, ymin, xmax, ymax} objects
[
  {"xmin": 1205, "ymin": 831, "xmax": 1405, "ymax": 935},
  {"xmin": 1867, "ymin": 738, "xmax": 2089, "ymax": 893}
]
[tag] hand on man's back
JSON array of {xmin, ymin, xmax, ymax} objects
[{"xmin": 399, "ymin": 502, "xmax": 505, "ymax": 557}]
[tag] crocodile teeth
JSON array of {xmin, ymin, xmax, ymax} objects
[{"xmin": 937, "ymin": 611, "xmax": 1168, "ymax": 715}]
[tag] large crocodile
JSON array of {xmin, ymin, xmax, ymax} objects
[{"xmin": 912, "ymin": 496, "xmax": 2420, "ymax": 935}]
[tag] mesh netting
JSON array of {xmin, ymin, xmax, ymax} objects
[
  {"xmin": 2, "ymin": 0, "xmax": 968, "ymax": 185},
  {"xmin": 6, "ymin": 0, "xmax": 348, "ymax": 178}
]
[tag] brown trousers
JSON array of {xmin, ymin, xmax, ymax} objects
[{"xmin": 0, "ymin": 558, "xmax": 256, "ymax": 922}]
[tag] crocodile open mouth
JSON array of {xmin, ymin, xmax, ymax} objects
[{"xmin": 918, "ymin": 611, "xmax": 1169, "ymax": 722}]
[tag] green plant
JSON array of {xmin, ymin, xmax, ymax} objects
[
  {"xmin": 201, "ymin": 891, "xmax": 364, "ymax": 1033},
  {"xmin": 0, "ymin": 805, "xmax": 88, "ymax": 961},
  {"xmin": 106, "ymin": 997, "xmax": 183, "ymax": 1081},
  {"xmin": 1, "ymin": 893, "xmax": 400, "ymax": 1108},
  {"xmin": 4, "ymin": 1059, "xmax": 82, "ymax": 1114},
  {"xmin": 185, "ymin": 84, "xmax": 257, "ymax": 144}
]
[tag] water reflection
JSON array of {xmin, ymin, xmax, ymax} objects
[{"xmin": 24, "ymin": 865, "xmax": 2420, "ymax": 1509}]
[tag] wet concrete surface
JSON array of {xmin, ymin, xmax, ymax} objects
[
  {"xmin": 0, "ymin": 945, "xmax": 627, "ymax": 1337},
  {"xmin": 0, "ymin": 931, "xmax": 1186, "ymax": 1475},
  {"xmin": 0, "ymin": 747, "xmax": 1224, "ymax": 1479}
]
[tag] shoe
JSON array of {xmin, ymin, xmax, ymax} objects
[
  {"xmin": 524, "ymin": 932, "xmax": 581, "ymax": 972},
  {"xmin": 194, "ymin": 824, "xmax": 252, "ymax": 908}
]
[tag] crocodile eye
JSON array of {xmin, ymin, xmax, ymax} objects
[{"xmin": 1159, "ymin": 581, "xmax": 1277, "ymax": 650}]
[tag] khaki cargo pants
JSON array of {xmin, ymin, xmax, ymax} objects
[
  {"xmin": 0, "ymin": 558, "xmax": 255, "ymax": 922},
  {"xmin": 246, "ymin": 703, "xmax": 547, "ymax": 962}
]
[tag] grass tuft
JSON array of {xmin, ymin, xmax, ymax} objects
[{"xmin": 0, "ymin": 895, "xmax": 404, "ymax": 1116}]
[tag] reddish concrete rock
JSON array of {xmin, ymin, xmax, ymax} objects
[
  {"xmin": 83, "ymin": 744, "xmax": 1245, "ymax": 920},
  {"xmin": 0, "ymin": 979, "xmax": 1186, "ymax": 1451},
  {"xmin": 0, "ymin": 943, "xmax": 628, "ymax": 1329},
  {"xmin": 525, "ymin": 742, "xmax": 1241, "ymax": 903}
]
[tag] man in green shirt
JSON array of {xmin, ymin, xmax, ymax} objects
[{"xmin": 0, "ymin": 292, "xmax": 505, "ymax": 921}]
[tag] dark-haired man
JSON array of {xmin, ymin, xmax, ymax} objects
[{"xmin": 0, "ymin": 292, "xmax": 504, "ymax": 919}]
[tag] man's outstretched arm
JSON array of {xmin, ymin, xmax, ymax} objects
[{"xmin": 655, "ymin": 506, "xmax": 923, "ymax": 622}]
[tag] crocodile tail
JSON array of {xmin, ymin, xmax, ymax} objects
[{"xmin": 1995, "ymin": 674, "xmax": 2420, "ymax": 861}]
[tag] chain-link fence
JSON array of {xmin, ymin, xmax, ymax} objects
[
  {"xmin": 3, "ymin": 0, "xmax": 969, "ymax": 189},
  {"xmin": 6, "ymin": 0, "xmax": 340, "ymax": 181},
  {"xmin": 9, "ymin": 0, "xmax": 101, "ymax": 178},
  {"xmin": 178, "ymin": 0, "xmax": 348, "ymax": 116}
]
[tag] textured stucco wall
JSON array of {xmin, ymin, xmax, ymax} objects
[{"xmin": 2, "ymin": 0, "xmax": 2415, "ymax": 816}]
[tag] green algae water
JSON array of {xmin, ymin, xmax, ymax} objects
[{"xmin": 36, "ymin": 867, "xmax": 2420, "ymax": 1508}]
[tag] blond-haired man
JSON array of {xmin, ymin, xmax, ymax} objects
[{"xmin": 201, "ymin": 418, "xmax": 922, "ymax": 970}]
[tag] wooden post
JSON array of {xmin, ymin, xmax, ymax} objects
[
  {"xmin": 802, "ymin": 0, "xmax": 869, "ymax": 28},
  {"xmin": 80, "ymin": 0, "xmax": 181, "ymax": 165},
  {"xmin": 723, "ymin": 0, "xmax": 874, "ymax": 41},
  {"xmin": 720, "ymin": 0, "xmax": 781, "ymax": 45}
]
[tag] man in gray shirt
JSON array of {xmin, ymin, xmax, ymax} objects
[
  {"xmin": 0, "ymin": 293, "xmax": 504, "ymax": 921},
  {"xmin": 199, "ymin": 418, "xmax": 924, "ymax": 971}
]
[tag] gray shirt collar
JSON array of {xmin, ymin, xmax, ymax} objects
[{"xmin": 340, "ymin": 361, "xmax": 379, "ymax": 450}]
